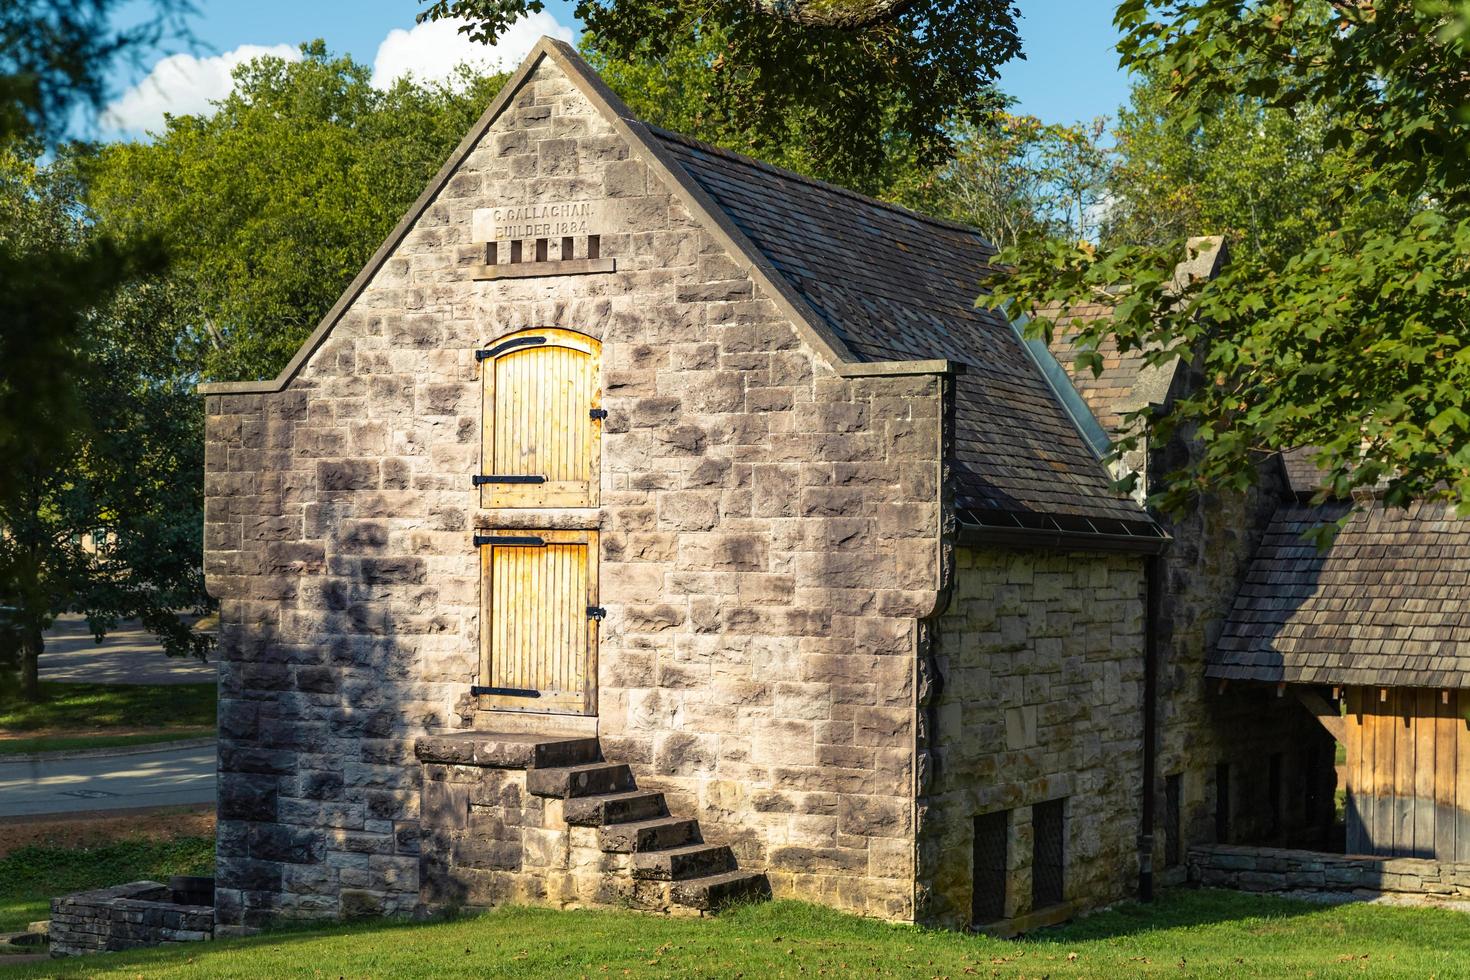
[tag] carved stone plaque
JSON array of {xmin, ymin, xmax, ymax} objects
[{"xmin": 472, "ymin": 202, "xmax": 604, "ymax": 242}]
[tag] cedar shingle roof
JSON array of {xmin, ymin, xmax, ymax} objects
[
  {"xmin": 653, "ymin": 129, "xmax": 1150, "ymax": 527},
  {"xmin": 1211, "ymin": 500, "xmax": 1470, "ymax": 688}
]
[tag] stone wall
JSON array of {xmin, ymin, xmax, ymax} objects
[
  {"xmin": 204, "ymin": 53, "xmax": 941, "ymax": 930},
  {"xmin": 50, "ymin": 882, "xmax": 214, "ymax": 957},
  {"xmin": 1150, "ymin": 439, "xmax": 1332, "ymax": 866},
  {"xmin": 1190, "ymin": 843, "xmax": 1470, "ymax": 897},
  {"xmin": 918, "ymin": 547, "xmax": 1147, "ymax": 929}
]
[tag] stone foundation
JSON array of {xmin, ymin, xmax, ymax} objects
[
  {"xmin": 50, "ymin": 879, "xmax": 214, "ymax": 957},
  {"xmin": 1189, "ymin": 844, "xmax": 1470, "ymax": 897}
]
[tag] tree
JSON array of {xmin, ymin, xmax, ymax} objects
[
  {"xmin": 987, "ymin": 0, "xmax": 1470, "ymax": 519},
  {"xmin": 889, "ymin": 114, "xmax": 1110, "ymax": 251},
  {"xmin": 88, "ymin": 43, "xmax": 509, "ymax": 383},
  {"xmin": 422, "ymin": 0, "xmax": 1022, "ymax": 195},
  {"xmin": 1102, "ymin": 71, "xmax": 1357, "ymax": 266},
  {"xmin": 0, "ymin": 145, "xmax": 205, "ymax": 699},
  {"xmin": 0, "ymin": 1, "xmax": 195, "ymax": 699}
]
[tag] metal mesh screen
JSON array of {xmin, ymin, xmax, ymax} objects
[
  {"xmin": 971, "ymin": 810, "xmax": 1008, "ymax": 924},
  {"xmin": 1165, "ymin": 774, "xmax": 1182, "ymax": 868},
  {"xmin": 1216, "ymin": 762, "xmax": 1231, "ymax": 844},
  {"xmin": 1031, "ymin": 799, "xmax": 1065, "ymax": 909}
]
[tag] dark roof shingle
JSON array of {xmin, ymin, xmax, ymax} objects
[
  {"xmin": 653, "ymin": 129, "xmax": 1147, "ymax": 525},
  {"xmin": 1211, "ymin": 500, "xmax": 1470, "ymax": 688}
]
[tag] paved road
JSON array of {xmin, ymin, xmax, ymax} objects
[
  {"xmin": 0, "ymin": 744, "xmax": 215, "ymax": 818},
  {"xmin": 40, "ymin": 615, "xmax": 215, "ymax": 685}
]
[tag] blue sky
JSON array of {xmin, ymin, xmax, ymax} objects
[{"xmin": 103, "ymin": 1, "xmax": 1133, "ymax": 138}]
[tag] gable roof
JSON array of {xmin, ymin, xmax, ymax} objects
[
  {"xmin": 200, "ymin": 37, "xmax": 1152, "ymax": 534},
  {"xmin": 654, "ymin": 130, "xmax": 1152, "ymax": 530},
  {"xmin": 1211, "ymin": 500, "xmax": 1470, "ymax": 688}
]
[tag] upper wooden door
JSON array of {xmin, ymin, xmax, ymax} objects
[{"xmin": 480, "ymin": 329, "xmax": 602, "ymax": 508}]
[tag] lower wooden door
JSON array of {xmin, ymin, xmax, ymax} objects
[{"xmin": 479, "ymin": 529, "xmax": 598, "ymax": 715}]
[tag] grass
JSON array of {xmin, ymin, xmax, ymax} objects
[
  {"xmin": 0, "ymin": 682, "xmax": 215, "ymax": 735},
  {"xmin": 4, "ymin": 889, "xmax": 1470, "ymax": 977},
  {"xmin": 0, "ymin": 729, "xmax": 214, "ymax": 757},
  {"xmin": 0, "ymin": 837, "xmax": 214, "ymax": 934}
]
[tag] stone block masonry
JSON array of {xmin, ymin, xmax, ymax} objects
[
  {"xmin": 50, "ymin": 880, "xmax": 214, "ymax": 957},
  {"xmin": 920, "ymin": 548, "xmax": 1147, "ymax": 930},
  {"xmin": 1190, "ymin": 844, "xmax": 1470, "ymax": 898},
  {"xmin": 203, "ymin": 51, "xmax": 940, "ymax": 929}
]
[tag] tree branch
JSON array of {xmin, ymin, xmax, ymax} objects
[{"xmin": 744, "ymin": 0, "xmax": 918, "ymax": 28}]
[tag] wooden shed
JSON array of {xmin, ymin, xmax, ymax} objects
[{"xmin": 1213, "ymin": 497, "xmax": 1470, "ymax": 860}]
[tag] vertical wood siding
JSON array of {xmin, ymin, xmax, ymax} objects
[
  {"xmin": 481, "ymin": 329, "xmax": 601, "ymax": 508},
  {"xmin": 1344, "ymin": 687, "xmax": 1469, "ymax": 860},
  {"xmin": 480, "ymin": 530, "xmax": 598, "ymax": 715}
]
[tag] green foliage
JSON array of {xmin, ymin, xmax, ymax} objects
[
  {"xmin": 890, "ymin": 113, "xmax": 1110, "ymax": 250},
  {"xmin": 0, "ymin": 0, "xmax": 187, "ymax": 144},
  {"xmin": 88, "ymin": 42, "xmax": 508, "ymax": 383},
  {"xmin": 10, "ymin": 891, "xmax": 1470, "ymax": 976},
  {"xmin": 0, "ymin": 681, "xmax": 216, "ymax": 732},
  {"xmin": 426, "ymin": 0, "xmax": 1021, "ymax": 195},
  {"xmin": 990, "ymin": 0, "xmax": 1470, "ymax": 516},
  {"xmin": 0, "ymin": 837, "xmax": 214, "ymax": 933},
  {"xmin": 1102, "ymin": 71, "xmax": 1356, "ymax": 265}
]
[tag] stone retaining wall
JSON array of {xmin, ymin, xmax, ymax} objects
[
  {"xmin": 50, "ymin": 881, "xmax": 214, "ymax": 957},
  {"xmin": 1189, "ymin": 844, "xmax": 1470, "ymax": 897}
]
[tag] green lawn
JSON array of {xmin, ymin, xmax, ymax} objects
[
  {"xmin": 4, "ymin": 889, "xmax": 1470, "ymax": 977},
  {"xmin": 0, "ymin": 729, "xmax": 214, "ymax": 757},
  {"xmin": 0, "ymin": 682, "xmax": 215, "ymax": 735},
  {"xmin": 0, "ymin": 837, "xmax": 215, "ymax": 934}
]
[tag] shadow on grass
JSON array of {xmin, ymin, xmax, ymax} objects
[{"xmin": 1027, "ymin": 886, "xmax": 1327, "ymax": 944}]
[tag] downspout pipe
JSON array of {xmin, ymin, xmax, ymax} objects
[{"xmin": 1139, "ymin": 550, "xmax": 1163, "ymax": 902}]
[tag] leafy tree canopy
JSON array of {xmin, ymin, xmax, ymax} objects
[
  {"xmin": 88, "ymin": 42, "xmax": 508, "ymax": 383},
  {"xmin": 422, "ymin": 0, "xmax": 1022, "ymax": 195},
  {"xmin": 988, "ymin": 0, "xmax": 1470, "ymax": 518},
  {"xmin": 890, "ymin": 113, "xmax": 1109, "ymax": 252}
]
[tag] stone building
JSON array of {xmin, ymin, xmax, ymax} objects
[{"xmin": 199, "ymin": 38, "xmax": 1315, "ymax": 935}]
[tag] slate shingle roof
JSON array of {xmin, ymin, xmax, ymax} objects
[
  {"xmin": 653, "ymin": 129, "xmax": 1150, "ymax": 527},
  {"xmin": 1042, "ymin": 300, "xmax": 1150, "ymax": 437},
  {"xmin": 1211, "ymin": 500, "xmax": 1470, "ymax": 688}
]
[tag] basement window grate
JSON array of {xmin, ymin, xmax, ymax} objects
[
  {"xmin": 972, "ymin": 810, "xmax": 1009, "ymax": 925},
  {"xmin": 1216, "ymin": 762, "xmax": 1231, "ymax": 844},
  {"xmin": 1165, "ymin": 773, "xmax": 1183, "ymax": 868},
  {"xmin": 1032, "ymin": 799, "xmax": 1066, "ymax": 910}
]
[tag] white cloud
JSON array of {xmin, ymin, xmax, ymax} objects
[
  {"xmin": 370, "ymin": 12, "xmax": 572, "ymax": 90},
  {"xmin": 103, "ymin": 43, "xmax": 301, "ymax": 136}
]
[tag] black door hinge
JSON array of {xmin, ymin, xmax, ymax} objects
[
  {"xmin": 473, "ymin": 474, "xmax": 546, "ymax": 486},
  {"xmin": 476, "ymin": 336, "xmax": 547, "ymax": 361},
  {"xmin": 589, "ymin": 408, "xmax": 608, "ymax": 420},
  {"xmin": 471, "ymin": 685, "xmax": 541, "ymax": 698},
  {"xmin": 474, "ymin": 535, "xmax": 546, "ymax": 548},
  {"xmin": 586, "ymin": 606, "xmax": 606, "ymax": 620}
]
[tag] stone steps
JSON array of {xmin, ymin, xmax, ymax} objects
[
  {"xmin": 419, "ymin": 730, "xmax": 769, "ymax": 914},
  {"xmin": 563, "ymin": 789, "xmax": 667, "ymax": 826},
  {"xmin": 670, "ymin": 870, "xmax": 771, "ymax": 911},
  {"xmin": 527, "ymin": 762, "xmax": 633, "ymax": 798},
  {"xmin": 633, "ymin": 843, "xmax": 734, "ymax": 881},
  {"xmin": 598, "ymin": 816, "xmax": 698, "ymax": 854}
]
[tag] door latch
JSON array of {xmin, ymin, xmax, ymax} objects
[{"xmin": 586, "ymin": 606, "xmax": 606, "ymax": 620}]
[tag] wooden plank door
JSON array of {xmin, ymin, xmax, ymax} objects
[
  {"xmin": 479, "ymin": 530, "xmax": 598, "ymax": 715},
  {"xmin": 481, "ymin": 328, "xmax": 601, "ymax": 508}
]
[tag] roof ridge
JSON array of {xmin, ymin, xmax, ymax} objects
[{"xmin": 646, "ymin": 124, "xmax": 1000, "ymax": 247}]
